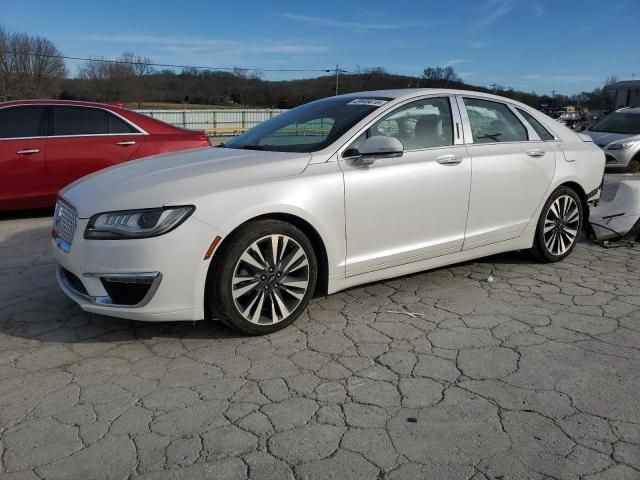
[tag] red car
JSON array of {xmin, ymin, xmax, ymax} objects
[{"xmin": 0, "ymin": 100, "xmax": 211, "ymax": 211}]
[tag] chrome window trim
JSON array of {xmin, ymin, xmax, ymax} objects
[
  {"xmin": 46, "ymin": 132, "xmax": 146, "ymax": 139},
  {"xmin": 337, "ymin": 94, "xmax": 463, "ymax": 158},
  {"xmin": 0, "ymin": 103, "xmax": 149, "ymax": 140}
]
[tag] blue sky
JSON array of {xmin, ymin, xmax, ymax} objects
[{"xmin": 3, "ymin": 0, "xmax": 639, "ymax": 95}]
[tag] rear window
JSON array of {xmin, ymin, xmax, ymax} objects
[
  {"xmin": 53, "ymin": 106, "xmax": 138, "ymax": 136},
  {"xmin": 0, "ymin": 106, "xmax": 46, "ymax": 138}
]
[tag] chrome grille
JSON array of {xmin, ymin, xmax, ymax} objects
[{"xmin": 53, "ymin": 199, "xmax": 78, "ymax": 253}]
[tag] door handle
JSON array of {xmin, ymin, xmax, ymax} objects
[
  {"xmin": 16, "ymin": 149, "xmax": 41, "ymax": 155},
  {"xmin": 436, "ymin": 154, "xmax": 463, "ymax": 165},
  {"xmin": 526, "ymin": 150, "xmax": 546, "ymax": 157},
  {"xmin": 116, "ymin": 141, "xmax": 136, "ymax": 146}
]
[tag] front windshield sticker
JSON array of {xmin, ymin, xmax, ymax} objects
[{"xmin": 347, "ymin": 98, "xmax": 389, "ymax": 107}]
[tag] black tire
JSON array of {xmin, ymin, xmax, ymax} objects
[
  {"xmin": 207, "ymin": 219, "xmax": 317, "ymax": 335},
  {"xmin": 627, "ymin": 159, "xmax": 640, "ymax": 174},
  {"xmin": 532, "ymin": 186, "xmax": 583, "ymax": 262}
]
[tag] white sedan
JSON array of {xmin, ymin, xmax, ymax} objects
[{"xmin": 53, "ymin": 89, "xmax": 605, "ymax": 335}]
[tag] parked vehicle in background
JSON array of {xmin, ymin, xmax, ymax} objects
[
  {"xmin": 0, "ymin": 100, "xmax": 211, "ymax": 211},
  {"xmin": 582, "ymin": 107, "xmax": 640, "ymax": 172},
  {"xmin": 53, "ymin": 89, "xmax": 605, "ymax": 335},
  {"xmin": 558, "ymin": 111, "xmax": 584, "ymax": 130}
]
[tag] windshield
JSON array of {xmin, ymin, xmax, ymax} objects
[
  {"xmin": 223, "ymin": 96, "xmax": 391, "ymax": 152},
  {"xmin": 590, "ymin": 111, "xmax": 640, "ymax": 135}
]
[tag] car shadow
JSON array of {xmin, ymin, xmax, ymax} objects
[
  {"xmin": 0, "ymin": 211, "xmax": 588, "ymax": 345},
  {"xmin": 0, "ymin": 208, "xmax": 54, "ymax": 221},
  {"xmin": 0, "ymin": 217, "xmax": 245, "ymax": 344}
]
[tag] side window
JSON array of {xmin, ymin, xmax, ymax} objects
[
  {"xmin": 464, "ymin": 98, "xmax": 528, "ymax": 144},
  {"xmin": 109, "ymin": 114, "xmax": 138, "ymax": 134},
  {"xmin": 516, "ymin": 108, "xmax": 555, "ymax": 140},
  {"xmin": 347, "ymin": 97, "xmax": 453, "ymax": 153},
  {"xmin": 54, "ymin": 107, "xmax": 109, "ymax": 135},
  {"xmin": 0, "ymin": 106, "xmax": 46, "ymax": 139}
]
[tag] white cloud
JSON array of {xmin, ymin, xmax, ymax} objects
[
  {"xmin": 83, "ymin": 34, "xmax": 328, "ymax": 56},
  {"xmin": 469, "ymin": 40, "xmax": 490, "ymax": 49},
  {"xmin": 532, "ymin": 1, "xmax": 545, "ymax": 16},
  {"xmin": 469, "ymin": 0, "xmax": 514, "ymax": 34},
  {"xmin": 523, "ymin": 74, "xmax": 596, "ymax": 82},
  {"xmin": 281, "ymin": 12, "xmax": 436, "ymax": 30},
  {"xmin": 442, "ymin": 59, "xmax": 469, "ymax": 68}
]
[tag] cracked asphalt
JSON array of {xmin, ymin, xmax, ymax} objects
[{"xmin": 1, "ymin": 213, "xmax": 639, "ymax": 480}]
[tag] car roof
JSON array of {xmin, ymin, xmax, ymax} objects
[
  {"xmin": 0, "ymin": 99, "xmax": 124, "ymax": 110},
  {"xmin": 337, "ymin": 88, "xmax": 540, "ymax": 111},
  {"xmin": 341, "ymin": 88, "xmax": 513, "ymax": 101},
  {"xmin": 0, "ymin": 99, "xmax": 198, "ymax": 135}
]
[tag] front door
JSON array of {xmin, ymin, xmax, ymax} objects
[
  {"xmin": 341, "ymin": 96, "xmax": 471, "ymax": 276},
  {"xmin": 0, "ymin": 105, "xmax": 49, "ymax": 209}
]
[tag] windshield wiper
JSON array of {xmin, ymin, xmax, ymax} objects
[
  {"xmin": 236, "ymin": 145, "xmax": 270, "ymax": 151},
  {"xmin": 478, "ymin": 133, "xmax": 502, "ymax": 142}
]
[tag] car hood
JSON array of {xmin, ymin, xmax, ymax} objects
[
  {"xmin": 61, "ymin": 147, "xmax": 312, "ymax": 218},
  {"xmin": 584, "ymin": 130, "xmax": 639, "ymax": 148}
]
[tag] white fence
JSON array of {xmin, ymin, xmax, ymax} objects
[{"xmin": 134, "ymin": 108, "xmax": 288, "ymax": 135}]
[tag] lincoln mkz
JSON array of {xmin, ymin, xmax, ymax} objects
[{"xmin": 53, "ymin": 89, "xmax": 605, "ymax": 335}]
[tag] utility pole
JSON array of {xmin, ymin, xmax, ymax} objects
[
  {"xmin": 335, "ymin": 64, "xmax": 339, "ymax": 96},
  {"xmin": 551, "ymin": 90, "xmax": 556, "ymax": 109}
]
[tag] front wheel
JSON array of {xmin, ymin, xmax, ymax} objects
[
  {"xmin": 208, "ymin": 220, "xmax": 317, "ymax": 335},
  {"xmin": 627, "ymin": 159, "xmax": 640, "ymax": 173},
  {"xmin": 532, "ymin": 186, "xmax": 583, "ymax": 262}
]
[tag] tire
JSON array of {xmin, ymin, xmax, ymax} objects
[
  {"xmin": 627, "ymin": 159, "xmax": 640, "ymax": 174},
  {"xmin": 532, "ymin": 186, "xmax": 583, "ymax": 262},
  {"xmin": 208, "ymin": 219, "xmax": 317, "ymax": 335}
]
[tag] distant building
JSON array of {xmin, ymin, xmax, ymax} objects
[{"xmin": 608, "ymin": 80, "xmax": 640, "ymax": 109}]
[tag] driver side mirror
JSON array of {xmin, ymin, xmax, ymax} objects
[{"xmin": 351, "ymin": 136, "xmax": 404, "ymax": 166}]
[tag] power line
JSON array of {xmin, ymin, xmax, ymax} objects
[{"xmin": 2, "ymin": 50, "xmax": 343, "ymax": 74}]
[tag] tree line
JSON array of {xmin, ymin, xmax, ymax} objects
[{"xmin": 0, "ymin": 26, "xmax": 618, "ymax": 111}]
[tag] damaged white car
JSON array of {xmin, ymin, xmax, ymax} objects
[{"xmin": 53, "ymin": 89, "xmax": 605, "ymax": 335}]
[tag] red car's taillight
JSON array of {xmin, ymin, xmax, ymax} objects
[{"xmin": 197, "ymin": 133, "xmax": 211, "ymax": 146}]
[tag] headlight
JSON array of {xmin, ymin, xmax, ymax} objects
[
  {"xmin": 607, "ymin": 140, "xmax": 637, "ymax": 150},
  {"xmin": 85, "ymin": 206, "xmax": 195, "ymax": 239}
]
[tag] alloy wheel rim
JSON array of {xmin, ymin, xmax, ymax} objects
[
  {"xmin": 543, "ymin": 195, "xmax": 580, "ymax": 256},
  {"xmin": 231, "ymin": 234, "xmax": 310, "ymax": 325}
]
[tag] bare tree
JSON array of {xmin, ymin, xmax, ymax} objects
[
  {"xmin": 0, "ymin": 26, "xmax": 67, "ymax": 100},
  {"xmin": 78, "ymin": 52, "xmax": 153, "ymax": 102},
  {"xmin": 421, "ymin": 66, "xmax": 461, "ymax": 86}
]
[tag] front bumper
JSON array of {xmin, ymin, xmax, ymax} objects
[{"xmin": 53, "ymin": 215, "xmax": 221, "ymax": 322}]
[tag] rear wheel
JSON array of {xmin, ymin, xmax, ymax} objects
[
  {"xmin": 532, "ymin": 186, "xmax": 583, "ymax": 262},
  {"xmin": 208, "ymin": 220, "xmax": 317, "ymax": 335}
]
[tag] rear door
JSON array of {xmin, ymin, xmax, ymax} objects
[
  {"xmin": 45, "ymin": 106, "xmax": 143, "ymax": 194},
  {"xmin": 457, "ymin": 96, "xmax": 556, "ymax": 249},
  {"xmin": 0, "ymin": 105, "xmax": 49, "ymax": 209}
]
